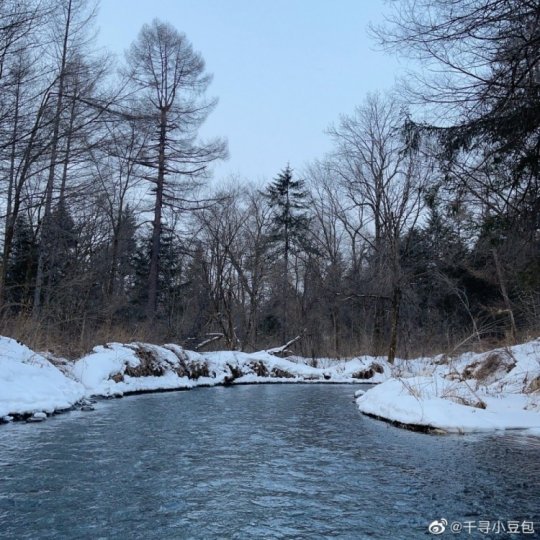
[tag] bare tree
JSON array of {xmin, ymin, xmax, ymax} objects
[
  {"xmin": 32, "ymin": 0, "xmax": 101, "ymax": 318},
  {"xmin": 194, "ymin": 189, "xmax": 244, "ymax": 350},
  {"xmin": 125, "ymin": 19, "xmax": 227, "ymax": 320},
  {"xmin": 0, "ymin": 1, "xmax": 48, "ymax": 308},
  {"xmin": 376, "ymin": 0, "xmax": 540, "ymax": 217},
  {"xmin": 91, "ymin": 116, "xmax": 148, "ymax": 304},
  {"xmin": 329, "ymin": 93, "xmax": 429, "ymax": 362}
]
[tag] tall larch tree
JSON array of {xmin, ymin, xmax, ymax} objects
[{"xmin": 125, "ymin": 19, "xmax": 227, "ymax": 321}]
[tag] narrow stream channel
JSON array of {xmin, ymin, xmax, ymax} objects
[{"xmin": 0, "ymin": 384, "xmax": 538, "ymax": 539}]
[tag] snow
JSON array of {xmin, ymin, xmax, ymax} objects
[
  {"xmin": 356, "ymin": 377, "xmax": 540, "ymax": 433},
  {"xmin": 0, "ymin": 337, "xmax": 85, "ymax": 418},
  {"xmin": 1, "ymin": 333, "xmax": 539, "ymax": 436},
  {"xmin": 356, "ymin": 340, "xmax": 540, "ymax": 434},
  {"xmin": 69, "ymin": 346, "xmax": 387, "ymax": 396},
  {"xmin": 71, "ymin": 343, "xmax": 139, "ymax": 393}
]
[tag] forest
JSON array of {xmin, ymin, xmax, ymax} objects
[{"xmin": 0, "ymin": 0, "xmax": 538, "ymax": 359}]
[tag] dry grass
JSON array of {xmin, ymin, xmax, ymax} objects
[
  {"xmin": 462, "ymin": 350, "xmax": 516, "ymax": 383},
  {"xmin": 526, "ymin": 376, "xmax": 540, "ymax": 394},
  {"xmin": 124, "ymin": 344, "xmax": 165, "ymax": 378},
  {"xmin": 352, "ymin": 362, "xmax": 384, "ymax": 379},
  {"xmin": 0, "ymin": 315, "xmax": 163, "ymax": 359},
  {"xmin": 1, "ymin": 312, "xmax": 538, "ymax": 363}
]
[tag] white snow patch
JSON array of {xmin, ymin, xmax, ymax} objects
[
  {"xmin": 357, "ymin": 339, "xmax": 540, "ymax": 434},
  {"xmin": 0, "ymin": 337, "xmax": 85, "ymax": 417}
]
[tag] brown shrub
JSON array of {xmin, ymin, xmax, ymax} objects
[
  {"xmin": 526, "ymin": 376, "xmax": 540, "ymax": 393},
  {"xmin": 462, "ymin": 351, "xmax": 516, "ymax": 383},
  {"xmin": 271, "ymin": 367, "xmax": 294, "ymax": 378},
  {"xmin": 372, "ymin": 363, "xmax": 384, "ymax": 374},
  {"xmin": 250, "ymin": 361, "xmax": 269, "ymax": 377},
  {"xmin": 125, "ymin": 345, "xmax": 165, "ymax": 377},
  {"xmin": 352, "ymin": 368, "xmax": 375, "ymax": 379},
  {"xmin": 186, "ymin": 362, "xmax": 210, "ymax": 380},
  {"xmin": 352, "ymin": 362, "xmax": 385, "ymax": 380}
]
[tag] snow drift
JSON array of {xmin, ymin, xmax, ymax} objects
[
  {"xmin": 0, "ymin": 337, "xmax": 85, "ymax": 418},
  {"xmin": 70, "ymin": 342, "xmax": 389, "ymax": 396},
  {"xmin": 356, "ymin": 340, "xmax": 540, "ymax": 434},
  {"xmin": 1, "ymin": 333, "xmax": 539, "ymax": 435}
]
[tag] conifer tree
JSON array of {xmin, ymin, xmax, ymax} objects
[
  {"xmin": 6, "ymin": 215, "xmax": 37, "ymax": 308},
  {"xmin": 125, "ymin": 19, "xmax": 226, "ymax": 321},
  {"xmin": 263, "ymin": 165, "xmax": 312, "ymax": 339}
]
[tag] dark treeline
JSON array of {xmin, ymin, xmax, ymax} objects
[{"xmin": 0, "ymin": 0, "xmax": 538, "ymax": 358}]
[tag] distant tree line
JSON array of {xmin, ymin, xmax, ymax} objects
[{"xmin": 0, "ymin": 0, "xmax": 538, "ymax": 358}]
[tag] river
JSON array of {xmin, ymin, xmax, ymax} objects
[{"xmin": 0, "ymin": 384, "xmax": 538, "ymax": 539}]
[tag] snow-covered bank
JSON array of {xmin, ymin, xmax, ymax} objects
[
  {"xmin": 71, "ymin": 343, "xmax": 389, "ymax": 396},
  {"xmin": 0, "ymin": 337, "xmax": 388, "ymax": 420},
  {"xmin": 2, "ymin": 334, "xmax": 539, "ymax": 435},
  {"xmin": 356, "ymin": 340, "xmax": 540, "ymax": 434},
  {"xmin": 0, "ymin": 337, "xmax": 85, "ymax": 420}
]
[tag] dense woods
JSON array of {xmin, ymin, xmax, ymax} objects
[{"xmin": 0, "ymin": 0, "xmax": 538, "ymax": 358}]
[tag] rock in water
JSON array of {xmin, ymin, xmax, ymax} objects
[{"xmin": 80, "ymin": 405, "xmax": 95, "ymax": 412}]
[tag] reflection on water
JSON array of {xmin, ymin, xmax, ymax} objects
[{"xmin": 0, "ymin": 385, "xmax": 538, "ymax": 539}]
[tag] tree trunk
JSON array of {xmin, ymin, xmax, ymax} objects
[
  {"xmin": 146, "ymin": 107, "xmax": 167, "ymax": 320},
  {"xmin": 108, "ymin": 219, "xmax": 120, "ymax": 299},
  {"xmin": 372, "ymin": 187, "xmax": 384, "ymax": 355},
  {"xmin": 0, "ymin": 77, "xmax": 21, "ymax": 308},
  {"xmin": 387, "ymin": 285, "xmax": 401, "ymax": 364},
  {"xmin": 492, "ymin": 248, "xmax": 517, "ymax": 343},
  {"xmin": 282, "ymin": 191, "xmax": 290, "ymax": 342}
]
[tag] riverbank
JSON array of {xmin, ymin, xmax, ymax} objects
[
  {"xmin": 0, "ymin": 337, "xmax": 388, "ymax": 421},
  {"xmin": 356, "ymin": 339, "xmax": 540, "ymax": 435},
  {"xmin": 1, "ymin": 336, "xmax": 539, "ymax": 435}
]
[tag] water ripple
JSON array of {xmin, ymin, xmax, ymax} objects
[{"xmin": 0, "ymin": 385, "xmax": 538, "ymax": 539}]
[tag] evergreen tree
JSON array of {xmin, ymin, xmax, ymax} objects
[
  {"xmin": 263, "ymin": 165, "xmax": 312, "ymax": 339},
  {"xmin": 6, "ymin": 215, "xmax": 37, "ymax": 309},
  {"xmin": 182, "ymin": 243, "xmax": 212, "ymax": 338},
  {"xmin": 130, "ymin": 227, "xmax": 184, "ymax": 326},
  {"xmin": 108, "ymin": 204, "xmax": 137, "ymax": 300},
  {"xmin": 264, "ymin": 166, "xmax": 311, "ymax": 256},
  {"xmin": 47, "ymin": 201, "xmax": 78, "ymax": 285}
]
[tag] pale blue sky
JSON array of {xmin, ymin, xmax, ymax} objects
[{"xmin": 96, "ymin": 0, "xmax": 403, "ymax": 182}]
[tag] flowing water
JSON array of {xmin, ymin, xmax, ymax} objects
[{"xmin": 0, "ymin": 384, "xmax": 538, "ymax": 539}]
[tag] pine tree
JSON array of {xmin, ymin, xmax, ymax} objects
[
  {"xmin": 6, "ymin": 215, "xmax": 37, "ymax": 309},
  {"xmin": 130, "ymin": 227, "xmax": 184, "ymax": 324},
  {"xmin": 263, "ymin": 165, "xmax": 312, "ymax": 340},
  {"xmin": 108, "ymin": 204, "xmax": 137, "ymax": 300},
  {"xmin": 183, "ymin": 243, "xmax": 211, "ymax": 338}
]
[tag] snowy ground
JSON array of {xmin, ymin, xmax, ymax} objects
[
  {"xmin": 356, "ymin": 339, "xmax": 540, "ymax": 435},
  {"xmin": 1, "ymin": 335, "xmax": 539, "ymax": 435},
  {"xmin": 0, "ymin": 338, "xmax": 85, "ymax": 420}
]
